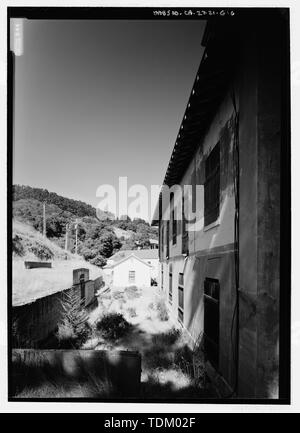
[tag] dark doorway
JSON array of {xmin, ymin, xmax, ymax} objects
[
  {"xmin": 204, "ymin": 277, "xmax": 220, "ymax": 369},
  {"xmin": 80, "ymin": 273, "xmax": 85, "ymax": 300}
]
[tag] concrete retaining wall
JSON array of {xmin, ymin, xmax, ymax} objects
[{"xmin": 12, "ymin": 278, "xmax": 101, "ymax": 347}]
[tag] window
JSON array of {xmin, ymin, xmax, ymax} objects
[
  {"xmin": 160, "ymin": 224, "xmax": 164, "ymax": 259},
  {"xmin": 191, "ymin": 168, "xmax": 197, "ymax": 215},
  {"xmin": 171, "ymin": 192, "xmax": 177, "ymax": 245},
  {"xmin": 182, "ymin": 192, "xmax": 189, "ymax": 255},
  {"xmin": 178, "ymin": 273, "xmax": 184, "ymax": 323},
  {"xmin": 204, "ymin": 278, "xmax": 220, "ymax": 368},
  {"xmin": 80, "ymin": 273, "xmax": 85, "ymax": 300},
  {"xmin": 128, "ymin": 270, "xmax": 135, "ymax": 283},
  {"xmin": 169, "ymin": 264, "xmax": 173, "ymax": 304},
  {"xmin": 204, "ymin": 143, "xmax": 220, "ymax": 227},
  {"xmin": 166, "ymin": 221, "xmax": 170, "ymax": 257}
]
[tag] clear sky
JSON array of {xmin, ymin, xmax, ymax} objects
[{"xmin": 13, "ymin": 19, "xmax": 206, "ymax": 219}]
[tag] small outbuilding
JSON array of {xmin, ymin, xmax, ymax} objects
[{"xmin": 103, "ymin": 251, "xmax": 155, "ymax": 288}]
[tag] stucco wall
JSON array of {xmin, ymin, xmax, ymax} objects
[
  {"xmin": 158, "ymin": 18, "xmax": 284, "ymax": 398},
  {"xmin": 159, "ymin": 88, "xmax": 237, "ymax": 391}
]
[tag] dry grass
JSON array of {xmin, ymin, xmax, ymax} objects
[
  {"xmin": 11, "ymin": 355, "xmax": 118, "ymax": 398},
  {"xmin": 85, "ymin": 286, "xmax": 208, "ymax": 399}
]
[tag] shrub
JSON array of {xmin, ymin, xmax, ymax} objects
[
  {"xmin": 58, "ymin": 289, "xmax": 92, "ymax": 348},
  {"xmin": 143, "ymin": 345, "xmax": 173, "ymax": 369},
  {"xmin": 89, "ymin": 254, "xmax": 107, "ymax": 268},
  {"xmin": 29, "ymin": 241, "xmax": 54, "ymax": 260},
  {"xmin": 112, "ymin": 290, "xmax": 124, "ymax": 300},
  {"xmin": 127, "ymin": 307, "xmax": 137, "ymax": 318},
  {"xmin": 56, "ymin": 323, "xmax": 77, "ymax": 348},
  {"xmin": 125, "ymin": 285, "xmax": 140, "ymax": 299},
  {"xmin": 174, "ymin": 339, "xmax": 205, "ymax": 387},
  {"xmin": 156, "ymin": 298, "xmax": 169, "ymax": 321},
  {"xmin": 96, "ymin": 313, "xmax": 131, "ymax": 341},
  {"xmin": 152, "ymin": 328, "xmax": 181, "ymax": 346},
  {"xmin": 12, "ymin": 235, "xmax": 24, "ymax": 256}
]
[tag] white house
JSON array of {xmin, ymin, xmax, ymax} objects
[{"xmin": 104, "ymin": 249, "xmax": 159, "ymax": 288}]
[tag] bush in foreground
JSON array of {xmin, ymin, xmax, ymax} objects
[
  {"xmin": 156, "ymin": 298, "xmax": 169, "ymax": 321},
  {"xmin": 96, "ymin": 313, "xmax": 131, "ymax": 341}
]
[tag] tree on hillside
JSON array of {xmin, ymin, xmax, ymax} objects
[{"xmin": 13, "ymin": 185, "xmax": 97, "ymax": 218}]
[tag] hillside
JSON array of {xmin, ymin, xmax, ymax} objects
[
  {"xmin": 12, "ymin": 220, "xmax": 103, "ymax": 306},
  {"xmin": 13, "ymin": 185, "xmax": 97, "ymax": 218},
  {"xmin": 12, "ymin": 185, "xmax": 158, "ymax": 269}
]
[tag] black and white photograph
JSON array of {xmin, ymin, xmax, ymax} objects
[{"xmin": 4, "ymin": 4, "xmax": 292, "ymax": 408}]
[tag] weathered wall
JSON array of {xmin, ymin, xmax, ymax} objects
[
  {"xmin": 238, "ymin": 19, "xmax": 282, "ymax": 399},
  {"xmin": 12, "ymin": 277, "xmax": 100, "ymax": 347},
  {"xmin": 159, "ymin": 89, "xmax": 237, "ymax": 391},
  {"xmin": 158, "ymin": 18, "xmax": 283, "ymax": 398}
]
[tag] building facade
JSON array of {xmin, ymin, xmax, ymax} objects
[
  {"xmin": 153, "ymin": 12, "xmax": 289, "ymax": 399},
  {"xmin": 104, "ymin": 249, "xmax": 158, "ymax": 287}
]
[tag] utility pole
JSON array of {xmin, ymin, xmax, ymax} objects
[
  {"xmin": 65, "ymin": 223, "xmax": 69, "ymax": 251},
  {"xmin": 43, "ymin": 201, "xmax": 46, "ymax": 237},
  {"xmin": 75, "ymin": 219, "xmax": 78, "ymax": 255}
]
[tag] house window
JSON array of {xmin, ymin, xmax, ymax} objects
[
  {"xmin": 166, "ymin": 221, "xmax": 170, "ymax": 257},
  {"xmin": 169, "ymin": 264, "xmax": 173, "ymax": 304},
  {"xmin": 80, "ymin": 273, "xmax": 85, "ymax": 300},
  {"xmin": 204, "ymin": 143, "xmax": 220, "ymax": 227},
  {"xmin": 171, "ymin": 192, "xmax": 177, "ymax": 245},
  {"xmin": 160, "ymin": 224, "xmax": 164, "ymax": 259},
  {"xmin": 178, "ymin": 273, "xmax": 184, "ymax": 324},
  {"xmin": 204, "ymin": 278, "xmax": 220, "ymax": 368},
  {"xmin": 182, "ymin": 192, "xmax": 189, "ymax": 255},
  {"xmin": 128, "ymin": 270, "xmax": 135, "ymax": 283}
]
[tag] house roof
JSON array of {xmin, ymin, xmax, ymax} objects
[
  {"xmin": 108, "ymin": 249, "xmax": 158, "ymax": 264},
  {"xmin": 104, "ymin": 252, "xmax": 154, "ymax": 269}
]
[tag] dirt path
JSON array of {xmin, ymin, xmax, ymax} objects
[{"xmin": 86, "ymin": 286, "xmax": 211, "ymax": 400}]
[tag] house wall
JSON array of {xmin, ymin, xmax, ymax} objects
[
  {"xmin": 112, "ymin": 257, "xmax": 151, "ymax": 288},
  {"xmin": 237, "ymin": 19, "xmax": 282, "ymax": 399},
  {"xmin": 158, "ymin": 19, "xmax": 283, "ymax": 398},
  {"xmin": 159, "ymin": 88, "xmax": 237, "ymax": 391},
  {"xmin": 145, "ymin": 258, "xmax": 159, "ymax": 279}
]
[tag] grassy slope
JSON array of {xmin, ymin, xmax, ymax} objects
[{"xmin": 12, "ymin": 220, "xmax": 102, "ymax": 306}]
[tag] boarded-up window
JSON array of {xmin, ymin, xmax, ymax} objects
[
  {"xmin": 182, "ymin": 192, "xmax": 189, "ymax": 254},
  {"xmin": 171, "ymin": 192, "xmax": 177, "ymax": 245},
  {"xmin": 178, "ymin": 273, "xmax": 184, "ymax": 323},
  {"xmin": 160, "ymin": 224, "xmax": 164, "ymax": 259},
  {"xmin": 169, "ymin": 264, "xmax": 173, "ymax": 304},
  {"xmin": 80, "ymin": 273, "xmax": 85, "ymax": 300},
  {"xmin": 204, "ymin": 278, "xmax": 220, "ymax": 368},
  {"xmin": 204, "ymin": 143, "xmax": 220, "ymax": 226},
  {"xmin": 166, "ymin": 221, "xmax": 170, "ymax": 257},
  {"xmin": 191, "ymin": 168, "xmax": 197, "ymax": 214}
]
